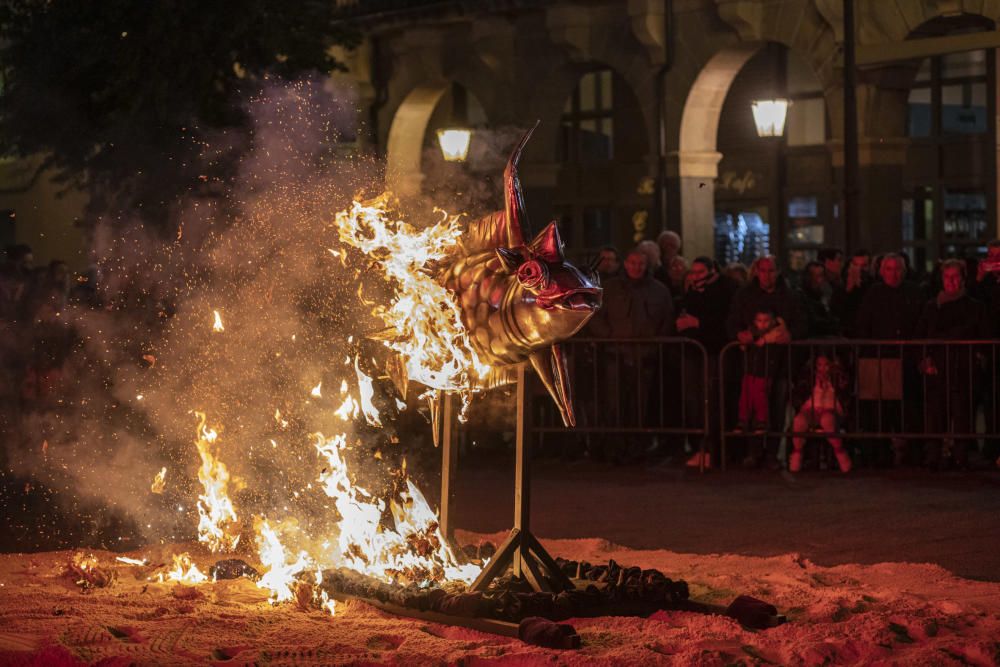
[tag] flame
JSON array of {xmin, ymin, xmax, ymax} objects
[
  {"xmin": 311, "ymin": 382, "xmax": 322, "ymax": 398},
  {"xmin": 354, "ymin": 358, "xmax": 381, "ymax": 427},
  {"xmin": 193, "ymin": 412, "xmax": 240, "ymax": 553},
  {"xmin": 151, "ymin": 467, "xmax": 167, "ymax": 494},
  {"xmin": 116, "ymin": 556, "xmax": 148, "ymax": 566},
  {"xmin": 162, "ymin": 552, "xmax": 208, "ymax": 584},
  {"xmin": 333, "ymin": 395, "xmax": 359, "ymax": 421},
  {"xmin": 255, "ymin": 518, "xmax": 312, "ymax": 603},
  {"xmin": 312, "ymin": 432, "xmax": 478, "ymax": 586},
  {"xmin": 334, "ymin": 194, "xmax": 490, "ymax": 392},
  {"xmin": 212, "ymin": 310, "xmax": 225, "ymax": 332}
]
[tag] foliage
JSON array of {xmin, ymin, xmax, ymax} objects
[{"xmin": 0, "ymin": 0, "xmax": 359, "ymax": 228}]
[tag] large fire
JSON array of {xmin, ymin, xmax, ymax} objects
[
  {"xmin": 334, "ymin": 194, "xmax": 490, "ymax": 394},
  {"xmin": 152, "ymin": 195, "xmax": 488, "ymax": 608}
]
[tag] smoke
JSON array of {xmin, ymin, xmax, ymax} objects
[{"xmin": 2, "ymin": 76, "xmax": 516, "ymax": 551}]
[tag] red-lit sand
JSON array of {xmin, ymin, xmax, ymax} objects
[{"xmin": 1, "ymin": 532, "xmax": 998, "ymax": 666}]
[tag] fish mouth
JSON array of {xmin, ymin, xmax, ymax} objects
[{"xmin": 555, "ymin": 288, "xmax": 602, "ymax": 311}]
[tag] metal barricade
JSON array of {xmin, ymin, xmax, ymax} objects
[
  {"xmin": 718, "ymin": 339, "xmax": 1000, "ymax": 470},
  {"xmin": 526, "ymin": 337, "xmax": 711, "ymax": 468}
]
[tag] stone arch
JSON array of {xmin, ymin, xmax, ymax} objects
[
  {"xmin": 385, "ymin": 84, "xmax": 449, "ymax": 197},
  {"xmin": 674, "ymin": 44, "xmax": 762, "ymax": 258}
]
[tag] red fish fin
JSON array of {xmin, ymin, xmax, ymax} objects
[
  {"xmin": 529, "ymin": 221, "xmax": 565, "ymax": 263},
  {"xmin": 529, "ymin": 344, "xmax": 575, "ymax": 427},
  {"xmin": 503, "ymin": 121, "xmax": 539, "ymax": 249}
]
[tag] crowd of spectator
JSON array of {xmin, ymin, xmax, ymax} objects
[
  {"xmin": 5, "ymin": 235, "xmax": 1000, "ymax": 477},
  {"xmin": 580, "ymin": 232, "xmax": 1000, "ymax": 473}
]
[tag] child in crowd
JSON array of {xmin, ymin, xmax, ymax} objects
[
  {"xmin": 789, "ymin": 354, "xmax": 852, "ymax": 473},
  {"xmin": 736, "ymin": 310, "xmax": 788, "ymax": 433}
]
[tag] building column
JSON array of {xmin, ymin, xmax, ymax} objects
[
  {"xmin": 830, "ymin": 137, "xmax": 908, "ymax": 253},
  {"xmin": 666, "ymin": 149, "xmax": 723, "ymax": 260}
]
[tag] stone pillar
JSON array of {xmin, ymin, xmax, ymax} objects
[
  {"xmin": 667, "ymin": 149, "xmax": 723, "ymax": 260},
  {"xmin": 830, "ymin": 138, "xmax": 908, "ymax": 253}
]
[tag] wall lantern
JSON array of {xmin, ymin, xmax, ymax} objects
[
  {"xmin": 437, "ymin": 83, "xmax": 473, "ymax": 162},
  {"xmin": 751, "ymin": 98, "xmax": 790, "ymax": 138},
  {"xmin": 436, "ymin": 128, "xmax": 472, "ymax": 162}
]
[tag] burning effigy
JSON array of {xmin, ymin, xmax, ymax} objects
[{"xmin": 88, "ymin": 124, "xmax": 615, "ymax": 628}]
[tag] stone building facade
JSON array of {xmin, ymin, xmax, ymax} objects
[
  {"xmin": 3, "ymin": 0, "xmax": 998, "ymax": 271},
  {"xmin": 346, "ymin": 0, "xmax": 1000, "ymax": 270}
]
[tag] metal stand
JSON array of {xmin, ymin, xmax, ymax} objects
[{"xmin": 466, "ymin": 364, "xmax": 573, "ymax": 593}]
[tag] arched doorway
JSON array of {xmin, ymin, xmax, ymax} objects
[{"xmin": 677, "ymin": 43, "xmax": 830, "ymax": 266}]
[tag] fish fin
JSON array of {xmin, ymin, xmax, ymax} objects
[
  {"xmin": 528, "ymin": 220, "xmax": 565, "ymax": 263},
  {"xmin": 528, "ymin": 343, "xmax": 575, "ymax": 427},
  {"xmin": 368, "ymin": 326, "xmax": 403, "ymax": 342},
  {"xmin": 427, "ymin": 392, "xmax": 442, "ymax": 448},
  {"xmin": 385, "ymin": 354, "xmax": 409, "ymax": 401},
  {"xmin": 503, "ymin": 122, "xmax": 538, "ymax": 248},
  {"xmin": 459, "ymin": 122, "xmax": 539, "ymax": 255},
  {"xmin": 482, "ymin": 365, "xmax": 518, "ymax": 390}
]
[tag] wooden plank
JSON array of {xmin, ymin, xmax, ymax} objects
[
  {"xmin": 469, "ymin": 528, "xmax": 520, "ymax": 592},
  {"xmin": 332, "ymin": 593, "xmax": 520, "ymax": 638},
  {"xmin": 513, "ymin": 364, "xmax": 530, "ymax": 533},
  {"xmin": 439, "ymin": 392, "xmax": 457, "ymax": 541},
  {"xmin": 518, "ymin": 548, "xmax": 551, "ymax": 593},
  {"xmin": 527, "ymin": 534, "xmax": 574, "ymax": 592}
]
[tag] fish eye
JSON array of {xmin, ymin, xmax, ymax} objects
[{"xmin": 516, "ymin": 259, "xmax": 550, "ymax": 291}]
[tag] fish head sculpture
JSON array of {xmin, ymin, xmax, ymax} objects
[{"xmin": 493, "ymin": 222, "xmax": 602, "ymax": 357}]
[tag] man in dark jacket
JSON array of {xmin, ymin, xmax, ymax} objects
[
  {"xmin": 855, "ymin": 253, "xmax": 926, "ymax": 466},
  {"xmin": 798, "ymin": 261, "xmax": 841, "ymax": 338},
  {"xmin": 678, "ymin": 257, "xmax": 737, "ymax": 354},
  {"xmin": 971, "ymin": 240, "xmax": 1000, "ymax": 465},
  {"xmin": 676, "ymin": 257, "xmax": 738, "ymax": 467},
  {"xmin": 727, "ymin": 256, "xmax": 807, "ymax": 342},
  {"xmin": 830, "ymin": 249, "xmax": 872, "ymax": 338},
  {"xmin": 855, "ymin": 254, "xmax": 925, "ymax": 339},
  {"xmin": 588, "ymin": 249, "xmax": 673, "ymax": 462},
  {"xmin": 916, "ymin": 260, "xmax": 992, "ymax": 469},
  {"xmin": 590, "ymin": 249, "xmax": 674, "ymax": 339},
  {"xmin": 726, "ymin": 256, "xmax": 806, "ymax": 468}
]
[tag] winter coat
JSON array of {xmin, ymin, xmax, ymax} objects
[
  {"xmin": 971, "ymin": 274, "xmax": 1000, "ymax": 337},
  {"xmin": 588, "ymin": 275, "xmax": 674, "ymax": 339},
  {"xmin": 830, "ymin": 277, "xmax": 871, "ymax": 338},
  {"xmin": 855, "ymin": 281, "xmax": 925, "ymax": 340},
  {"xmin": 915, "ymin": 293, "xmax": 992, "ymax": 386},
  {"xmin": 799, "ymin": 285, "xmax": 841, "ymax": 338},
  {"xmin": 678, "ymin": 274, "xmax": 738, "ymax": 353},
  {"xmin": 726, "ymin": 277, "xmax": 807, "ymax": 341}
]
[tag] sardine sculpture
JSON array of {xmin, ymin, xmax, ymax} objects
[{"xmin": 439, "ymin": 123, "xmax": 602, "ymax": 427}]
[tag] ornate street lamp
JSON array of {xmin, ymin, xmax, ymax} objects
[
  {"xmin": 751, "ymin": 98, "xmax": 790, "ymax": 138},
  {"xmin": 437, "ymin": 84, "xmax": 472, "ymax": 162}
]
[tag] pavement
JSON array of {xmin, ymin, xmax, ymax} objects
[{"xmin": 449, "ymin": 458, "xmax": 1000, "ymax": 582}]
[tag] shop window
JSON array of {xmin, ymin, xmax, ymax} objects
[
  {"xmin": 942, "ymin": 189, "xmax": 988, "ymax": 241},
  {"xmin": 941, "ymin": 81, "xmax": 987, "ymax": 134},
  {"xmin": 907, "ymin": 87, "xmax": 932, "ymax": 137},
  {"xmin": 907, "ymin": 49, "xmax": 989, "ymax": 138},
  {"xmin": 786, "ymin": 196, "xmax": 823, "ymax": 244},
  {"xmin": 558, "ymin": 69, "xmax": 614, "ymax": 163},
  {"xmin": 714, "ymin": 211, "xmax": 769, "ymax": 266}
]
